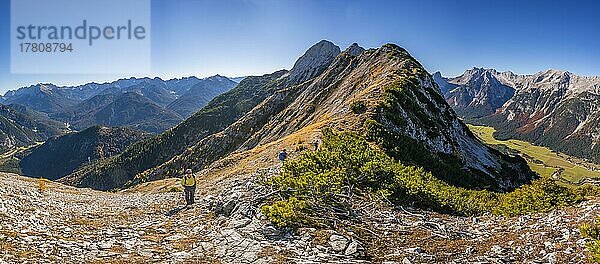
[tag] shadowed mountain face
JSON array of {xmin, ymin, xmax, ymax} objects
[
  {"xmin": 0, "ymin": 104, "xmax": 69, "ymax": 152},
  {"xmin": 435, "ymin": 68, "xmax": 600, "ymax": 163},
  {"xmin": 19, "ymin": 126, "xmax": 149, "ymax": 181},
  {"xmin": 63, "ymin": 41, "xmax": 535, "ymax": 192},
  {"xmin": 1, "ymin": 76, "xmax": 237, "ymax": 134}
]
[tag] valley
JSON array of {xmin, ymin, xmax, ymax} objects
[
  {"xmin": 0, "ymin": 75, "xmax": 239, "ymax": 135},
  {"xmin": 434, "ymin": 68, "xmax": 600, "ymax": 165},
  {"xmin": 468, "ymin": 124, "xmax": 600, "ymax": 185}
]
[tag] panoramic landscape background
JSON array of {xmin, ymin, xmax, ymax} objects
[{"xmin": 1, "ymin": 0, "xmax": 600, "ymax": 263}]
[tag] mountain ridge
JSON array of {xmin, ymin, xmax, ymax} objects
[
  {"xmin": 1, "ymin": 75, "xmax": 237, "ymax": 134},
  {"xmin": 435, "ymin": 68, "xmax": 600, "ymax": 163},
  {"xmin": 64, "ymin": 41, "xmax": 535, "ymax": 192}
]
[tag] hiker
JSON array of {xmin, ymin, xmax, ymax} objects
[
  {"xmin": 312, "ymin": 139, "xmax": 320, "ymax": 151},
  {"xmin": 278, "ymin": 149, "xmax": 288, "ymax": 164},
  {"xmin": 181, "ymin": 169, "xmax": 196, "ymax": 206}
]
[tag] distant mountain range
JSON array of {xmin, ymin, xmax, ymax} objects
[
  {"xmin": 0, "ymin": 75, "xmax": 238, "ymax": 134},
  {"xmin": 435, "ymin": 68, "xmax": 600, "ymax": 163},
  {"xmin": 61, "ymin": 40, "xmax": 535, "ymax": 191}
]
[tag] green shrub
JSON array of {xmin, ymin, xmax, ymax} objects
[
  {"xmin": 495, "ymin": 177, "xmax": 582, "ymax": 216},
  {"xmin": 165, "ymin": 186, "xmax": 182, "ymax": 193},
  {"xmin": 260, "ymin": 129, "xmax": 584, "ymax": 227},
  {"xmin": 573, "ymin": 184, "xmax": 600, "ymax": 198},
  {"xmin": 580, "ymin": 219, "xmax": 600, "ymax": 262},
  {"xmin": 350, "ymin": 100, "xmax": 367, "ymax": 114},
  {"xmin": 261, "ymin": 197, "xmax": 307, "ymax": 227}
]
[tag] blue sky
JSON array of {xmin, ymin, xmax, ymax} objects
[{"xmin": 1, "ymin": 0, "xmax": 599, "ymax": 93}]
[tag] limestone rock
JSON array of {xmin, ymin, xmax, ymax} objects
[
  {"xmin": 286, "ymin": 40, "xmax": 341, "ymax": 84},
  {"xmin": 329, "ymin": 234, "xmax": 349, "ymax": 252}
]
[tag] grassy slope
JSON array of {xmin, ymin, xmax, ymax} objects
[
  {"xmin": 0, "ymin": 142, "xmax": 42, "ymax": 174},
  {"xmin": 468, "ymin": 124, "xmax": 600, "ymax": 184}
]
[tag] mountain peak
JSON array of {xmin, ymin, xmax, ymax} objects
[
  {"xmin": 345, "ymin": 43, "xmax": 365, "ymax": 56},
  {"xmin": 432, "ymin": 71, "xmax": 452, "ymax": 94},
  {"xmin": 206, "ymin": 74, "xmax": 228, "ymax": 80},
  {"xmin": 541, "ymin": 68, "xmax": 571, "ymax": 77},
  {"xmin": 286, "ymin": 40, "xmax": 341, "ymax": 84}
]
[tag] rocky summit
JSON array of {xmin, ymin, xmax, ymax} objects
[
  {"xmin": 285, "ymin": 40, "xmax": 342, "ymax": 84},
  {"xmin": 0, "ymin": 171, "xmax": 597, "ymax": 263}
]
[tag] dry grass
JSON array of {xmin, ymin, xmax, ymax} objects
[
  {"xmin": 257, "ymin": 245, "xmax": 296, "ymax": 264},
  {"xmin": 0, "ymin": 240, "xmax": 16, "ymax": 252},
  {"xmin": 141, "ymin": 234, "xmax": 165, "ymax": 243},
  {"xmin": 53, "ymin": 188, "xmax": 83, "ymax": 195},
  {"xmin": 172, "ymin": 235, "xmax": 202, "ymax": 251},
  {"xmin": 16, "ymin": 249, "xmax": 38, "ymax": 258},
  {"xmin": 70, "ymin": 217, "xmax": 102, "ymax": 228},
  {"xmin": 37, "ymin": 177, "xmax": 49, "ymax": 193},
  {"xmin": 182, "ymin": 256, "xmax": 222, "ymax": 264},
  {"xmin": 1, "ymin": 228, "xmax": 18, "ymax": 236},
  {"xmin": 109, "ymin": 245, "xmax": 128, "ymax": 254},
  {"xmin": 123, "ymin": 110, "xmax": 340, "ymax": 196},
  {"xmin": 91, "ymin": 257, "xmax": 149, "ymax": 264},
  {"xmin": 310, "ymin": 229, "xmax": 333, "ymax": 247},
  {"xmin": 257, "ymin": 245, "xmax": 277, "ymax": 258},
  {"xmin": 272, "ymin": 249, "xmax": 296, "ymax": 264}
]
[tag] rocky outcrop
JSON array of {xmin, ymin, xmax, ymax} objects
[
  {"xmin": 285, "ymin": 40, "xmax": 341, "ymax": 84},
  {"xmin": 432, "ymin": 71, "xmax": 452, "ymax": 94},
  {"xmin": 346, "ymin": 43, "xmax": 365, "ymax": 56},
  {"xmin": 0, "ymin": 172, "xmax": 596, "ymax": 263}
]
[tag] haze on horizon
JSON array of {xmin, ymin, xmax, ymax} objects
[{"xmin": 0, "ymin": 0, "xmax": 599, "ymax": 93}]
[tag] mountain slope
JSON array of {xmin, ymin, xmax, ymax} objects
[
  {"xmin": 63, "ymin": 40, "xmax": 343, "ymax": 190},
  {"xmin": 3, "ymin": 76, "xmax": 234, "ymax": 133},
  {"xmin": 140, "ymin": 43, "xmax": 533, "ymax": 191},
  {"xmin": 437, "ymin": 69, "xmax": 600, "ymax": 163},
  {"xmin": 19, "ymin": 126, "xmax": 149, "ymax": 181},
  {"xmin": 76, "ymin": 92, "xmax": 183, "ymax": 134},
  {"xmin": 166, "ymin": 75, "xmax": 237, "ymax": 117},
  {"xmin": 0, "ymin": 104, "xmax": 68, "ymax": 152},
  {"xmin": 61, "ymin": 70, "xmax": 290, "ymax": 190},
  {"xmin": 1, "ymin": 84, "xmax": 82, "ymax": 113},
  {"xmin": 63, "ymin": 41, "xmax": 535, "ymax": 192}
]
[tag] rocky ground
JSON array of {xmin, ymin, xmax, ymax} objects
[{"xmin": 0, "ymin": 171, "xmax": 597, "ymax": 263}]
